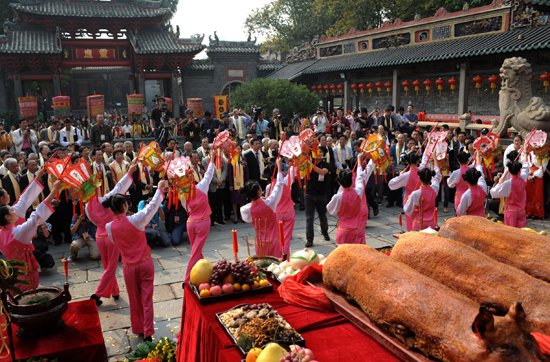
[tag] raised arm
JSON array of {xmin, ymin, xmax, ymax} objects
[
  {"xmin": 446, "ymin": 168, "xmax": 461, "ymax": 188},
  {"xmin": 98, "ymin": 161, "xmax": 136, "ymax": 203},
  {"xmin": 12, "ymin": 168, "xmax": 46, "ymax": 218},
  {"xmin": 430, "ymin": 167, "xmax": 442, "ymax": 194},
  {"xmin": 404, "ymin": 190, "xmax": 420, "ymax": 216},
  {"xmin": 388, "ymin": 171, "xmax": 409, "ymax": 190},
  {"xmin": 456, "ymin": 190, "xmax": 472, "ymax": 217},
  {"xmin": 128, "ymin": 181, "xmax": 168, "ymax": 230},
  {"xmin": 490, "ymin": 179, "xmax": 512, "ymax": 199},
  {"xmin": 326, "ymin": 192, "xmax": 342, "ymax": 217},
  {"xmin": 476, "ymin": 165, "xmax": 487, "ymax": 191},
  {"xmin": 196, "ymin": 161, "xmax": 215, "ymax": 195},
  {"xmin": 264, "ymin": 163, "xmax": 284, "ymax": 211}
]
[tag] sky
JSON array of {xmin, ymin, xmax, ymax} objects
[{"xmin": 172, "ymin": 0, "xmax": 273, "ymax": 58}]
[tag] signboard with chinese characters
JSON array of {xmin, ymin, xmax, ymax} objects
[
  {"xmin": 75, "ymin": 48, "xmax": 116, "ymax": 60},
  {"xmin": 61, "ymin": 45, "xmax": 131, "ymax": 66}
]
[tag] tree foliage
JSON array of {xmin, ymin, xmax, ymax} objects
[
  {"xmin": 246, "ymin": 0, "xmax": 493, "ymax": 52},
  {"xmin": 229, "ymin": 79, "xmax": 319, "ymax": 119}
]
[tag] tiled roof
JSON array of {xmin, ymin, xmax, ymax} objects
[
  {"xmin": 267, "ymin": 59, "xmax": 319, "ymax": 80},
  {"xmin": 11, "ymin": 1, "xmax": 171, "ymax": 18},
  {"xmin": 300, "ymin": 26, "xmax": 550, "ymax": 75},
  {"xmin": 207, "ymin": 41, "xmax": 259, "ymax": 54},
  {"xmin": 185, "ymin": 59, "xmax": 215, "ymax": 71},
  {"xmin": 257, "ymin": 62, "xmax": 284, "ymax": 71},
  {"xmin": 130, "ymin": 31, "xmax": 205, "ymax": 54},
  {"xmin": 0, "ymin": 30, "xmax": 60, "ymax": 54}
]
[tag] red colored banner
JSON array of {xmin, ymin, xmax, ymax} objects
[
  {"xmin": 127, "ymin": 94, "xmax": 144, "ymax": 115},
  {"xmin": 18, "ymin": 96, "xmax": 38, "ymax": 119},
  {"xmin": 87, "ymin": 95, "xmax": 104, "ymax": 120},
  {"xmin": 52, "ymin": 96, "xmax": 71, "ymax": 116},
  {"xmin": 75, "ymin": 48, "xmax": 116, "ymax": 60}
]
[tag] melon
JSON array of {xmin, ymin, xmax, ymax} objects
[
  {"xmin": 289, "ymin": 248, "xmax": 319, "ymax": 270},
  {"xmin": 190, "ymin": 259, "xmax": 213, "ymax": 285}
]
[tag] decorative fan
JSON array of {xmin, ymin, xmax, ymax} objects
[
  {"xmin": 279, "ymin": 136, "xmax": 302, "ymax": 159},
  {"xmin": 527, "ymin": 130, "xmax": 547, "ymax": 149},
  {"xmin": 473, "ymin": 136, "xmax": 494, "ymax": 156},
  {"xmin": 137, "ymin": 141, "xmax": 165, "ymax": 171},
  {"xmin": 299, "ymin": 129, "xmax": 318, "ymax": 156},
  {"xmin": 45, "ymin": 157, "xmax": 69, "ymax": 180},
  {"xmin": 360, "ymin": 134, "xmax": 389, "ymax": 172},
  {"xmin": 164, "ymin": 156, "xmax": 195, "ymax": 207},
  {"xmin": 213, "ymin": 130, "xmax": 238, "ymax": 169},
  {"xmin": 425, "ymin": 132, "xmax": 447, "ymax": 160}
]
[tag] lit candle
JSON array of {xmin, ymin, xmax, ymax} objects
[
  {"xmin": 232, "ymin": 229, "xmax": 238, "ymax": 261},
  {"xmin": 61, "ymin": 258, "xmax": 69, "ymax": 284},
  {"xmin": 278, "ymin": 220, "xmax": 284, "ymax": 258}
]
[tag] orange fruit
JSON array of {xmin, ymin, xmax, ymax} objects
[
  {"xmin": 246, "ymin": 347, "xmax": 262, "ymax": 362},
  {"xmin": 259, "ymin": 279, "xmax": 269, "ymax": 287},
  {"xmin": 223, "ymin": 275, "xmax": 234, "ymax": 284},
  {"xmin": 241, "ymin": 284, "xmax": 251, "ymax": 292},
  {"xmin": 252, "ymin": 281, "xmax": 260, "ymax": 289},
  {"xmin": 233, "ymin": 283, "xmax": 242, "ymax": 292},
  {"xmin": 199, "ymin": 289, "xmax": 211, "ymax": 297}
]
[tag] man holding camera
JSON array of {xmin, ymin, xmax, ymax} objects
[{"xmin": 12, "ymin": 119, "xmax": 38, "ymax": 154}]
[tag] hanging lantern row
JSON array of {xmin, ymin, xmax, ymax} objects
[{"xmin": 310, "ymin": 84, "xmax": 345, "ymax": 94}]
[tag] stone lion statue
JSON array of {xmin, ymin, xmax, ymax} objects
[{"xmin": 492, "ymin": 57, "xmax": 550, "ymax": 136}]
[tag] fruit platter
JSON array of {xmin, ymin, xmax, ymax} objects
[
  {"xmin": 189, "ymin": 259, "xmax": 273, "ymax": 304},
  {"xmin": 217, "ymin": 303, "xmax": 305, "ymax": 356},
  {"xmin": 242, "ymin": 343, "xmax": 319, "ymax": 362},
  {"xmin": 265, "ymin": 249, "xmax": 325, "ymax": 283}
]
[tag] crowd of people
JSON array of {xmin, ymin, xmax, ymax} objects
[{"xmin": 0, "ymin": 99, "xmax": 547, "ymax": 341}]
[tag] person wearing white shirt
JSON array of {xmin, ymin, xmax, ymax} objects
[
  {"xmin": 312, "ymin": 110, "xmax": 327, "ymax": 134},
  {"xmin": 490, "ymin": 159, "xmax": 529, "ymax": 227},
  {"xmin": 59, "ymin": 119, "xmax": 83, "ymax": 147},
  {"xmin": 456, "ymin": 163, "xmax": 487, "ymax": 217},
  {"xmin": 12, "ymin": 119, "xmax": 38, "ymax": 154}
]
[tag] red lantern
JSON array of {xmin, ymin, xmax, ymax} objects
[
  {"xmin": 412, "ymin": 80, "xmax": 421, "ymax": 95},
  {"xmin": 310, "ymin": 85, "xmax": 317, "ymax": 92},
  {"xmin": 351, "ymin": 83, "xmax": 358, "ymax": 94},
  {"xmin": 375, "ymin": 81, "xmax": 383, "ymax": 95},
  {"xmin": 448, "ymin": 77, "xmax": 458, "ymax": 94},
  {"xmin": 472, "ymin": 75, "xmax": 483, "ymax": 92},
  {"xmin": 488, "ymin": 74, "xmax": 500, "ymax": 94},
  {"xmin": 316, "ymin": 85, "xmax": 323, "ymax": 93},
  {"xmin": 329, "ymin": 84, "xmax": 336, "ymax": 94},
  {"xmin": 323, "ymin": 84, "xmax": 329, "ymax": 93},
  {"xmin": 366, "ymin": 82, "xmax": 374, "ymax": 96},
  {"xmin": 423, "ymin": 79, "xmax": 433, "ymax": 95},
  {"xmin": 358, "ymin": 83, "xmax": 366, "ymax": 94},
  {"xmin": 401, "ymin": 80, "xmax": 410, "ymax": 95},
  {"xmin": 435, "ymin": 78, "xmax": 445, "ymax": 95},
  {"xmin": 384, "ymin": 81, "xmax": 392, "ymax": 96},
  {"xmin": 540, "ymin": 72, "xmax": 549, "ymax": 93},
  {"xmin": 337, "ymin": 83, "xmax": 344, "ymax": 94}
]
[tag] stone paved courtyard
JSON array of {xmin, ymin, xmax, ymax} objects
[{"xmin": 39, "ymin": 205, "xmax": 550, "ymax": 361}]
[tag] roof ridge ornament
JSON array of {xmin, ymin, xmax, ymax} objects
[{"xmin": 209, "ymin": 31, "xmax": 219, "ymax": 46}]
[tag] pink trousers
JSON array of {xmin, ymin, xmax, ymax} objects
[
  {"xmin": 336, "ymin": 228, "xmax": 361, "ymax": 245},
  {"xmin": 184, "ymin": 219, "xmax": 211, "ymax": 283},
  {"xmin": 123, "ymin": 257, "xmax": 154, "ymax": 337},
  {"xmin": 405, "ymin": 215, "xmax": 413, "ymax": 231},
  {"xmin": 355, "ymin": 205, "xmax": 368, "ymax": 244},
  {"xmin": 20, "ymin": 270, "xmax": 39, "ymax": 292},
  {"xmin": 94, "ymin": 234, "xmax": 120, "ymax": 298},
  {"xmin": 277, "ymin": 210, "xmax": 295, "ymax": 256},
  {"xmin": 505, "ymin": 209, "xmax": 526, "ymax": 228}
]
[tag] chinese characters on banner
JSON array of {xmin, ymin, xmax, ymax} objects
[{"xmin": 213, "ymin": 95, "xmax": 229, "ymax": 119}]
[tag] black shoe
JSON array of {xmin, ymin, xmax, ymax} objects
[
  {"xmin": 323, "ymin": 233, "xmax": 330, "ymax": 241},
  {"xmin": 299, "ymin": 206, "xmax": 305, "ymax": 211},
  {"xmin": 90, "ymin": 294, "xmax": 103, "ymax": 306},
  {"xmin": 144, "ymin": 336, "xmax": 153, "ymax": 342},
  {"xmin": 113, "ymin": 295, "xmax": 119, "ymax": 300},
  {"xmin": 373, "ymin": 208, "xmax": 379, "ymax": 217},
  {"xmin": 305, "ymin": 240, "xmax": 313, "ymax": 247}
]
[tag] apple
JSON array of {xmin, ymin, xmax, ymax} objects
[
  {"xmin": 210, "ymin": 285, "xmax": 222, "ymax": 297},
  {"xmin": 198, "ymin": 283, "xmax": 210, "ymax": 292},
  {"xmin": 222, "ymin": 283, "xmax": 234, "ymax": 294}
]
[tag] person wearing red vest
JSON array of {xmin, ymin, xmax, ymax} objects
[
  {"xmin": 327, "ymin": 154, "xmax": 372, "ymax": 245},
  {"xmin": 456, "ymin": 153, "xmax": 487, "ymax": 217},
  {"xmin": 447, "ymin": 152, "xmax": 472, "ymax": 215},
  {"xmin": 490, "ymin": 159, "xmax": 529, "ymax": 227},
  {"xmin": 182, "ymin": 151, "xmax": 216, "ymax": 283},
  {"xmin": 241, "ymin": 158, "xmax": 284, "ymax": 258},
  {"xmin": 0, "ymin": 179, "xmax": 61, "ymax": 291},
  {"xmin": 265, "ymin": 164, "xmax": 296, "ymax": 256},
  {"xmin": 87, "ymin": 162, "xmax": 136, "ymax": 306},
  {"xmin": 388, "ymin": 152, "xmax": 427, "ymax": 230},
  {"xmin": 105, "ymin": 180, "xmax": 169, "ymax": 342},
  {"xmin": 404, "ymin": 155, "xmax": 441, "ymax": 231}
]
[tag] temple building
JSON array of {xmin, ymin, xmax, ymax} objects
[
  {"xmin": 0, "ymin": 0, "xmax": 204, "ymax": 117},
  {"xmin": 270, "ymin": 0, "xmax": 550, "ymax": 124}
]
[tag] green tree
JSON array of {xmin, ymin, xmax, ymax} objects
[
  {"xmin": 245, "ymin": 0, "xmax": 332, "ymax": 53},
  {"xmin": 230, "ymin": 79, "xmax": 319, "ymax": 120},
  {"xmin": 390, "ymin": 0, "xmax": 493, "ymax": 21}
]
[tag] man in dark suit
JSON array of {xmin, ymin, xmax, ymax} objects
[
  {"xmin": 243, "ymin": 138, "xmax": 267, "ymax": 189},
  {"xmin": 2, "ymin": 158, "xmax": 21, "ymax": 206},
  {"xmin": 387, "ymin": 133, "xmax": 407, "ymax": 207}
]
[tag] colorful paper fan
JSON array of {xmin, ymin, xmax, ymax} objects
[
  {"xmin": 45, "ymin": 157, "xmax": 69, "ymax": 180},
  {"xmin": 213, "ymin": 130, "xmax": 238, "ymax": 169},
  {"xmin": 424, "ymin": 132, "xmax": 447, "ymax": 160},
  {"xmin": 164, "ymin": 156, "xmax": 192, "ymax": 179},
  {"xmin": 137, "ymin": 141, "xmax": 165, "ymax": 171},
  {"xmin": 164, "ymin": 156, "xmax": 195, "ymax": 207},
  {"xmin": 360, "ymin": 134, "xmax": 390, "ymax": 172},
  {"xmin": 279, "ymin": 136, "xmax": 302, "ymax": 159},
  {"xmin": 473, "ymin": 136, "xmax": 495, "ymax": 156},
  {"xmin": 299, "ymin": 129, "xmax": 318, "ymax": 156},
  {"xmin": 527, "ymin": 130, "xmax": 547, "ymax": 149}
]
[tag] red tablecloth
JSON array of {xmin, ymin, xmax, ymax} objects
[
  {"xmin": 1, "ymin": 300, "xmax": 107, "ymax": 362},
  {"xmin": 176, "ymin": 282, "xmax": 400, "ymax": 362}
]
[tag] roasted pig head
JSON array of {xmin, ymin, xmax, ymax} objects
[{"xmin": 473, "ymin": 302, "xmax": 547, "ymax": 362}]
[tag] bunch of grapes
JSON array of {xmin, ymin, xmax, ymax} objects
[
  {"xmin": 231, "ymin": 261, "xmax": 255, "ymax": 285},
  {"xmin": 210, "ymin": 260, "xmax": 232, "ymax": 286},
  {"xmin": 280, "ymin": 345, "xmax": 316, "ymax": 362}
]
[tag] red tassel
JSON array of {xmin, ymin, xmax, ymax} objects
[{"xmin": 399, "ymin": 213, "xmax": 403, "ymax": 228}]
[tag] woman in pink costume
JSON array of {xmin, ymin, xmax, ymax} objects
[
  {"xmin": 265, "ymin": 164, "xmax": 295, "ymax": 256},
  {"xmin": 490, "ymin": 159, "xmax": 529, "ymax": 227},
  {"xmin": 240, "ymin": 158, "xmax": 284, "ymax": 258},
  {"xmin": 404, "ymin": 155, "xmax": 441, "ymax": 231},
  {"xmin": 106, "ymin": 180, "xmax": 169, "ymax": 341},
  {"xmin": 388, "ymin": 152, "xmax": 427, "ymax": 230},
  {"xmin": 456, "ymin": 153, "xmax": 487, "ymax": 217},
  {"xmin": 327, "ymin": 154, "xmax": 372, "ymax": 245},
  {"xmin": 87, "ymin": 162, "xmax": 136, "ymax": 305},
  {"xmin": 182, "ymin": 151, "xmax": 216, "ymax": 283},
  {"xmin": 0, "ymin": 178, "xmax": 61, "ymax": 291},
  {"xmin": 447, "ymin": 152, "xmax": 472, "ymax": 215},
  {"xmin": 357, "ymin": 157, "xmax": 375, "ymax": 243}
]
